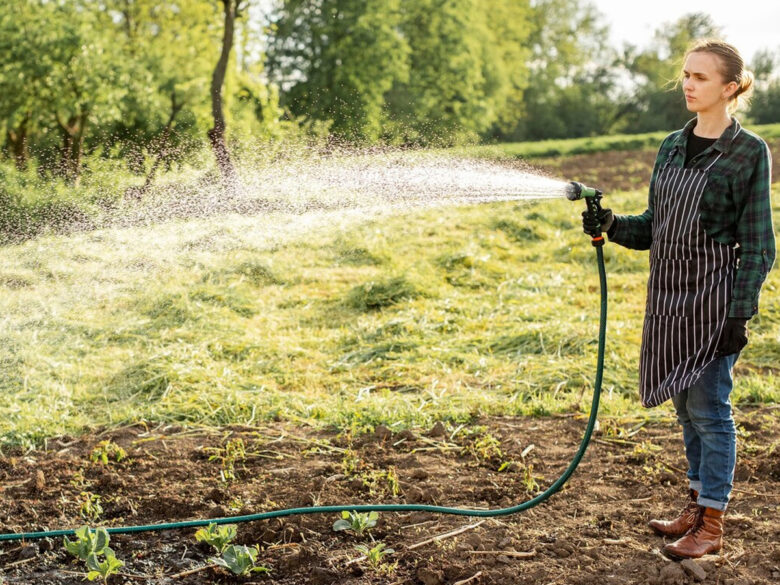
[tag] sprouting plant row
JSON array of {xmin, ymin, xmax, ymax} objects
[{"xmin": 61, "ymin": 510, "xmax": 396, "ymax": 582}]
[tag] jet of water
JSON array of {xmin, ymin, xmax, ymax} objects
[{"xmin": 109, "ymin": 147, "xmax": 573, "ymax": 229}]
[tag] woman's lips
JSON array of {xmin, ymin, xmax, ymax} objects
[{"xmin": 685, "ymin": 95, "xmax": 696, "ymax": 101}]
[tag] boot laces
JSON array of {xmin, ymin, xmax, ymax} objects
[
  {"xmin": 688, "ymin": 506, "xmax": 707, "ymax": 536},
  {"xmin": 680, "ymin": 498, "xmax": 698, "ymax": 522}
]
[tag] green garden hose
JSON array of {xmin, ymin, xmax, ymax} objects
[{"xmin": 0, "ymin": 245, "xmax": 608, "ymax": 543}]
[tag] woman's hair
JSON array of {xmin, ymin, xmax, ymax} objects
[{"xmin": 681, "ymin": 38, "xmax": 754, "ymax": 114}]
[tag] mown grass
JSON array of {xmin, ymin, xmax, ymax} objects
[
  {"xmin": 458, "ymin": 123, "xmax": 780, "ymax": 159},
  {"xmin": 0, "ymin": 179, "xmax": 778, "ymax": 448}
]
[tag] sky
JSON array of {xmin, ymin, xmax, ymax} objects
[{"xmin": 588, "ymin": 0, "xmax": 780, "ymax": 64}]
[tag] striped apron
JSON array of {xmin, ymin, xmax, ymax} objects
[{"xmin": 639, "ymin": 144, "xmax": 737, "ymax": 407}]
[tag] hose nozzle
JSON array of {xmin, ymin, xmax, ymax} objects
[
  {"xmin": 566, "ymin": 181, "xmax": 602, "ymax": 201},
  {"xmin": 567, "ymin": 181, "xmax": 606, "ymax": 247}
]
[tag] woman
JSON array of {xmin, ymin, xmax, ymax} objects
[{"xmin": 583, "ymin": 39, "xmax": 775, "ymax": 560}]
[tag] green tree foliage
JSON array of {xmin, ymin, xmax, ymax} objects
[
  {"xmin": 502, "ymin": 0, "xmax": 615, "ymax": 141},
  {"xmin": 267, "ymin": 0, "xmax": 410, "ymax": 142},
  {"xmin": 104, "ymin": 0, "xmax": 218, "ymax": 163},
  {"xmin": 1, "ymin": 0, "xmax": 284, "ymax": 187},
  {"xmin": 748, "ymin": 49, "xmax": 780, "ymax": 124},
  {"xmin": 0, "ymin": 1, "xmax": 129, "ymax": 183},
  {"xmin": 268, "ymin": 0, "xmax": 532, "ymax": 145},
  {"xmin": 386, "ymin": 0, "xmax": 532, "ymax": 145},
  {"xmin": 613, "ymin": 13, "xmax": 722, "ymax": 134}
]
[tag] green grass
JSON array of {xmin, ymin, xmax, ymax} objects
[
  {"xmin": 457, "ymin": 123, "xmax": 780, "ymax": 159},
  {"xmin": 1, "ymin": 181, "xmax": 778, "ymax": 448}
]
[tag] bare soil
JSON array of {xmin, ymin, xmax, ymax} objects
[
  {"xmin": 1, "ymin": 410, "xmax": 778, "ymax": 585},
  {"xmin": 531, "ymin": 138, "xmax": 780, "ymax": 194}
]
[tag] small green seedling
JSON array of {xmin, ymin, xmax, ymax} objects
[
  {"xmin": 207, "ymin": 438, "xmax": 246, "ymax": 482},
  {"xmin": 520, "ymin": 463, "xmax": 541, "ymax": 494},
  {"xmin": 362, "ymin": 468, "xmax": 401, "ymax": 497},
  {"xmin": 79, "ymin": 492, "xmax": 103, "ymax": 522},
  {"xmin": 466, "ymin": 433, "xmax": 503, "ymax": 462},
  {"xmin": 332, "ymin": 510, "xmax": 379, "ymax": 536},
  {"xmin": 354, "ymin": 542, "xmax": 395, "ymax": 570},
  {"xmin": 86, "ymin": 550, "xmax": 125, "ymax": 583},
  {"xmin": 63, "ymin": 526, "xmax": 124, "ymax": 584},
  {"xmin": 195, "ymin": 522, "xmax": 237, "ymax": 554},
  {"xmin": 64, "ymin": 526, "xmax": 110, "ymax": 561},
  {"xmin": 89, "ymin": 440, "xmax": 127, "ymax": 465},
  {"xmin": 209, "ymin": 544, "xmax": 270, "ymax": 576},
  {"xmin": 340, "ymin": 448, "xmax": 363, "ymax": 477}
]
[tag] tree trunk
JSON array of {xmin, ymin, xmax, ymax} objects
[
  {"xmin": 129, "ymin": 92, "xmax": 185, "ymax": 200},
  {"xmin": 6, "ymin": 112, "xmax": 30, "ymax": 171},
  {"xmin": 56, "ymin": 112, "xmax": 88, "ymax": 186},
  {"xmin": 208, "ymin": 0, "xmax": 242, "ymax": 194}
]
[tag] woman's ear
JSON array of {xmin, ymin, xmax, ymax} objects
[{"xmin": 722, "ymin": 80, "xmax": 739, "ymax": 100}]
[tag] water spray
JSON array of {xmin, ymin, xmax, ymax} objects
[{"xmin": 0, "ymin": 176, "xmax": 609, "ymax": 543}]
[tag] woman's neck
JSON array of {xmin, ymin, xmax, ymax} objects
[{"xmin": 694, "ymin": 110, "xmax": 732, "ymax": 139}]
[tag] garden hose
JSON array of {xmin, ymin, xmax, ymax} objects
[{"xmin": 0, "ymin": 208, "xmax": 608, "ymax": 543}]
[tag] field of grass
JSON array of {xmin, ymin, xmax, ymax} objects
[
  {"xmin": 459, "ymin": 122, "xmax": 780, "ymax": 159},
  {"xmin": 1, "ymin": 173, "xmax": 778, "ymax": 450}
]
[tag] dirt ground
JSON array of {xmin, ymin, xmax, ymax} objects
[
  {"xmin": 530, "ymin": 137, "xmax": 780, "ymax": 195},
  {"xmin": 1, "ymin": 409, "xmax": 778, "ymax": 585}
]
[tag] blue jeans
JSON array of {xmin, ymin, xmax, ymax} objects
[{"xmin": 671, "ymin": 354, "xmax": 738, "ymax": 511}]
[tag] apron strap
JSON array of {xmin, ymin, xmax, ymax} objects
[{"xmin": 704, "ymin": 150, "xmax": 725, "ymax": 171}]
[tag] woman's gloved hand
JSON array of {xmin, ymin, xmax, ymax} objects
[
  {"xmin": 582, "ymin": 208, "xmax": 614, "ymax": 235},
  {"xmin": 715, "ymin": 317, "xmax": 748, "ymax": 357}
]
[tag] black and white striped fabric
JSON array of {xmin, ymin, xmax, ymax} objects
[{"xmin": 639, "ymin": 146, "xmax": 737, "ymax": 407}]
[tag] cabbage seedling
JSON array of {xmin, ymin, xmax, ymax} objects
[
  {"xmin": 354, "ymin": 542, "xmax": 395, "ymax": 569},
  {"xmin": 194, "ymin": 522, "xmax": 237, "ymax": 554},
  {"xmin": 332, "ymin": 510, "xmax": 379, "ymax": 536},
  {"xmin": 85, "ymin": 550, "xmax": 124, "ymax": 583},
  {"xmin": 210, "ymin": 544, "xmax": 270, "ymax": 576},
  {"xmin": 63, "ymin": 526, "xmax": 110, "ymax": 561}
]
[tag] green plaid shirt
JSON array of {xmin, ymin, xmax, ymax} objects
[{"xmin": 609, "ymin": 116, "xmax": 775, "ymax": 319}]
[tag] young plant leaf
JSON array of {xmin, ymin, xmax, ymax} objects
[
  {"xmin": 195, "ymin": 522, "xmax": 237, "ymax": 554},
  {"xmin": 210, "ymin": 544, "xmax": 269, "ymax": 576}
]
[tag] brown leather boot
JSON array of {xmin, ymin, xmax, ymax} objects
[
  {"xmin": 648, "ymin": 489, "xmax": 699, "ymax": 537},
  {"xmin": 662, "ymin": 506, "xmax": 724, "ymax": 560}
]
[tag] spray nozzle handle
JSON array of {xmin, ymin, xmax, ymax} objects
[
  {"xmin": 584, "ymin": 195, "xmax": 606, "ymax": 246},
  {"xmin": 568, "ymin": 181, "xmax": 605, "ymax": 245},
  {"xmin": 566, "ymin": 181, "xmax": 603, "ymax": 201}
]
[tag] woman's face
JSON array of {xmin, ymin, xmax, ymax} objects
[{"xmin": 681, "ymin": 52, "xmax": 738, "ymax": 115}]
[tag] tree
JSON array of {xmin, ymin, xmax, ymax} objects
[
  {"xmin": 501, "ymin": 0, "xmax": 616, "ymax": 141},
  {"xmin": 748, "ymin": 48, "xmax": 780, "ymax": 124},
  {"xmin": 0, "ymin": 1, "xmax": 128, "ymax": 184},
  {"xmin": 209, "ymin": 0, "xmax": 249, "ymax": 191},
  {"xmin": 385, "ymin": 0, "xmax": 532, "ymax": 145},
  {"xmin": 613, "ymin": 13, "xmax": 722, "ymax": 133},
  {"xmin": 267, "ymin": 0, "xmax": 410, "ymax": 143},
  {"xmin": 107, "ymin": 0, "xmax": 217, "ymax": 194},
  {"xmin": 267, "ymin": 0, "xmax": 534, "ymax": 145}
]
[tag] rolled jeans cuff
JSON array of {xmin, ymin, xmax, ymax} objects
[
  {"xmin": 697, "ymin": 496, "xmax": 728, "ymax": 512},
  {"xmin": 689, "ymin": 480, "xmax": 703, "ymax": 493}
]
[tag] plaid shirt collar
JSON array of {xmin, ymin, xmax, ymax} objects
[{"xmin": 672, "ymin": 116, "xmax": 742, "ymax": 156}]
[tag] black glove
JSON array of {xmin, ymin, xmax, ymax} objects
[
  {"xmin": 715, "ymin": 317, "xmax": 748, "ymax": 357},
  {"xmin": 582, "ymin": 207, "xmax": 614, "ymax": 236}
]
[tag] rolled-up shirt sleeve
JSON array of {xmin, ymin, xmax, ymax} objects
[{"xmin": 730, "ymin": 141, "xmax": 776, "ymax": 319}]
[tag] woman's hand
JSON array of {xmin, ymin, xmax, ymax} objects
[
  {"xmin": 715, "ymin": 318, "xmax": 748, "ymax": 357},
  {"xmin": 582, "ymin": 207, "xmax": 614, "ymax": 235}
]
